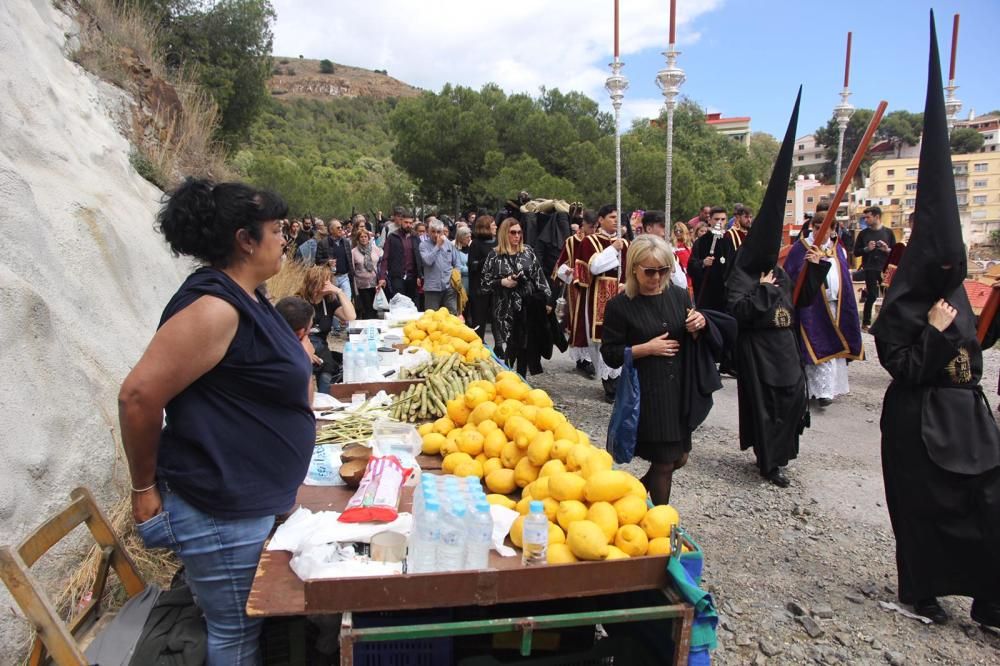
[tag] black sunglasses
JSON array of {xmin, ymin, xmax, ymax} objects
[
  {"xmin": 639, "ymin": 266, "xmax": 671, "ymax": 277},
  {"xmin": 508, "ymin": 229, "xmax": 523, "ymax": 235}
]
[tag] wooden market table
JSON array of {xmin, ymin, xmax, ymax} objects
[{"xmin": 248, "ymin": 480, "xmax": 695, "ymax": 664}]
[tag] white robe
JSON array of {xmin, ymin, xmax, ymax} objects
[{"xmin": 804, "ymin": 235, "xmax": 850, "ymax": 400}]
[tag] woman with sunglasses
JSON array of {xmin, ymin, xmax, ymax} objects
[
  {"xmin": 600, "ymin": 235, "xmax": 708, "ymax": 504},
  {"xmin": 480, "ymin": 217, "xmax": 551, "ymax": 374}
]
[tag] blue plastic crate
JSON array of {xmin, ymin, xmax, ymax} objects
[{"xmin": 352, "ymin": 610, "xmax": 453, "ymax": 666}]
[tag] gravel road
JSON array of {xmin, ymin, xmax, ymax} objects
[{"xmin": 527, "ymin": 335, "xmax": 1000, "ymax": 665}]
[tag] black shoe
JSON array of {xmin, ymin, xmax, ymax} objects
[
  {"xmin": 579, "ymin": 360, "xmax": 597, "ymax": 379},
  {"xmin": 914, "ymin": 598, "xmax": 949, "ymax": 625},
  {"xmin": 602, "ymin": 377, "xmax": 618, "ymax": 398},
  {"xmin": 817, "ymin": 397, "xmax": 833, "ymax": 407},
  {"xmin": 971, "ymin": 599, "xmax": 1000, "ymax": 629},
  {"xmin": 763, "ymin": 468, "xmax": 790, "ymax": 488}
]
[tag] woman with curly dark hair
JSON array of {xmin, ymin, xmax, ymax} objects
[{"xmin": 118, "ymin": 179, "xmax": 316, "ymax": 664}]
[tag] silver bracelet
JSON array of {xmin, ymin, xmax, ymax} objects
[{"xmin": 130, "ymin": 481, "xmax": 157, "ymax": 493}]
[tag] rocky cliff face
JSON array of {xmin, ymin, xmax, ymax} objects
[
  {"xmin": 0, "ymin": 0, "xmax": 189, "ymax": 659},
  {"xmin": 268, "ymin": 57, "xmax": 422, "ymax": 100}
]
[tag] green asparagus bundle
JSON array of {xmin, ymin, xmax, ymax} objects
[{"xmin": 391, "ymin": 354, "xmax": 500, "ymax": 423}]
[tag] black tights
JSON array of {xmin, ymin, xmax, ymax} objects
[{"xmin": 641, "ymin": 453, "xmax": 689, "ymax": 506}]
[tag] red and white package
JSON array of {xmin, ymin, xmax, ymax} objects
[{"xmin": 338, "ymin": 456, "xmax": 413, "ymax": 523}]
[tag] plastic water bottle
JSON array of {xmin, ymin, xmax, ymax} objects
[
  {"xmin": 465, "ymin": 501, "xmax": 493, "ymax": 570},
  {"xmin": 410, "ymin": 500, "xmax": 441, "ymax": 574},
  {"xmin": 413, "ymin": 479, "xmax": 435, "ymax": 519},
  {"xmin": 521, "ymin": 501, "xmax": 548, "ymax": 566},
  {"xmin": 366, "ymin": 341, "xmax": 380, "ymax": 381},
  {"xmin": 352, "ymin": 342, "xmax": 366, "ymax": 383},
  {"xmin": 438, "ymin": 504, "xmax": 468, "ymax": 571},
  {"xmin": 342, "ymin": 342, "xmax": 354, "ymax": 383}
]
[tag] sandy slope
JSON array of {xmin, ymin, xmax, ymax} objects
[{"xmin": 0, "ymin": 0, "xmax": 189, "ymax": 657}]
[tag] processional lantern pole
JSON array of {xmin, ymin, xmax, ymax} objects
[
  {"xmin": 655, "ymin": 0, "xmax": 684, "ymax": 221},
  {"xmin": 834, "ymin": 31, "xmax": 855, "ymax": 186},
  {"xmin": 944, "ymin": 14, "xmax": 962, "ymax": 134},
  {"xmin": 606, "ymin": 0, "xmax": 628, "ymax": 241}
]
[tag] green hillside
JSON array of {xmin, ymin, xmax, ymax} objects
[
  {"xmin": 236, "ymin": 84, "xmax": 781, "ymax": 222},
  {"xmin": 234, "ymin": 96, "xmax": 414, "ymax": 218}
]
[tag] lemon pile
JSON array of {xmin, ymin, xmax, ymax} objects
[
  {"xmin": 402, "ymin": 308, "xmax": 493, "ymax": 362},
  {"xmin": 418, "ymin": 371, "xmax": 682, "ymax": 563}
]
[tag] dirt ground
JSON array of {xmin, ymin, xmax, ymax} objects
[{"xmin": 526, "ymin": 335, "xmax": 1000, "ymax": 665}]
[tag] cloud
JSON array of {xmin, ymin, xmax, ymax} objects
[
  {"xmin": 271, "ymin": 0, "xmax": 722, "ymax": 104},
  {"xmin": 620, "ymin": 97, "xmax": 668, "ymax": 128}
]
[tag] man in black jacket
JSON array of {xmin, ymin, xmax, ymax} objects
[
  {"xmin": 853, "ymin": 206, "xmax": 896, "ymax": 328},
  {"xmin": 377, "ymin": 212, "xmax": 423, "ymax": 301},
  {"xmin": 688, "ymin": 206, "xmax": 749, "ymax": 311},
  {"xmin": 315, "ymin": 219, "xmax": 354, "ymax": 332}
]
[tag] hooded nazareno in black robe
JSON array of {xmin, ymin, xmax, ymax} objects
[
  {"xmin": 870, "ymin": 14, "xmax": 1000, "ymax": 604},
  {"xmin": 726, "ymin": 87, "xmax": 819, "ymax": 475}
]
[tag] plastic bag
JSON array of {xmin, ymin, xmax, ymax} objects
[
  {"xmin": 389, "ymin": 292, "xmax": 418, "ymax": 316},
  {"xmin": 303, "ymin": 445, "xmax": 347, "ymax": 486},
  {"xmin": 339, "ymin": 456, "xmax": 413, "ymax": 523},
  {"xmin": 606, "ymin": 347, "xmax": 640, "ymax": 464},
  {"xmin": 373, "ymin": 288, "xmax": 390, "ymax": 311},
  {"xmin": 399, "ymin": 347, "xmax": 432, "ymax": 370}
]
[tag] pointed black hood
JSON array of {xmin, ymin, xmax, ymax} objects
[
  {"xmin": 871, "ymin": 11, "xmax": 973, "ymax": 345},
  {"xmin": 736, "ymin": 86, "xmax": 801, "ymax": 275}
]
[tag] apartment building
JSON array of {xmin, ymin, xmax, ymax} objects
[
  {"xmin": 867, "ymin": 152, "xmax": 1000, "ymax": 243},
  {"xmin": 792, "ymin": 134, "xmax": 826, "ymax": 169},
  {"xmin": 704, "ymin": 112, "xmax": 751, "ymax": 147}
]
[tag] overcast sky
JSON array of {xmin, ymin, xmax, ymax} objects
[{"xmin": 272, "ymin": 0, "xmax": 999, "ymax": 138}]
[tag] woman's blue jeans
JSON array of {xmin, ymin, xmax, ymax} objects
[{"xmin": 136, "ymin": 481, "xmax": 275, "ymax": 665}]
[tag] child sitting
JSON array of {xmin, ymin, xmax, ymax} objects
[{"xmin": 275, "ymin": 296, "xmax": 335, "ymax": 393}]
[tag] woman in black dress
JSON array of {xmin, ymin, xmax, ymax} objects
[
  {"xmin": 467, "ymin": 215, "xmax": 497, "ymax": 340},
  {"xmin": 601, "ymin": 235, "xmax": 707, "ymax": 504},
  {"xmin": 480, "ymin": 217, "xmax": 551, "ymax": 374}
]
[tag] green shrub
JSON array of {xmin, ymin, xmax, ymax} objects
[{"xmin": 129, "ymin": 147, "xmax": 165, "ymax": 188}]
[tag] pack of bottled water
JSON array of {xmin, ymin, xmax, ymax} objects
[
  {"xmin": 407, "ymin": 474, "xmax": 493, "ymax": 573},
  {"xmin": 342, "ymin": 326, "xmax": 383, "ymax": 383}
]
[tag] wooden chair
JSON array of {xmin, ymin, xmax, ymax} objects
[{"xmin": 0, "ymin": 486, "xmax": 146, "ymax": 665}]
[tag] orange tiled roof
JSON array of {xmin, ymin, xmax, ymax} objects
[{"xmin": 965, "ymin": 279, "xmax": 993, "ymax": 312}]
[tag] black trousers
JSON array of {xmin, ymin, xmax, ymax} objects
[
  {"xmin": 389, "ymin": 276, "xmax": 417, "ymax": 303},
  {"xmin": 863, "ymin": 269, "xmax": 882, "ymax": 325},
  {"xmin": 355, "ymin": 287, "xmax": 376, "ymax": 320},
  {"xmin": 469, "ymin": 291, "xmax": 494, "ymax": 341}
]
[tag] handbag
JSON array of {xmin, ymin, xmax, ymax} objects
[{"xmin": 606, "ymin": 347, "xmax": 640, "ymax": 464}]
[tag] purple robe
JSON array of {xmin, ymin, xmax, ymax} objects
[{"xmin": 784, "ymin": 237, "xmax": 864, "ymax": 365}]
